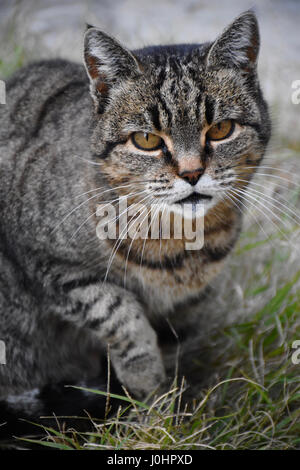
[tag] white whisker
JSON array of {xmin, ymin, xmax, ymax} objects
[
  {"xmin": 226, "ymin": 190, "xmax": 273, "ymax": 244},
  {"xmin": 68, "ymin": 190, "xmax": 148, "ymax": 243},
  {"xmin": 123, "ymin": 203, "xmax": 154, "ymax": 288},
  {"xmin": 74, "ymin": 182, "xmax": 145, "ymax": 200},
  {"xmin": 103, "ymin": 192, "xmax": 155, "ymax": 283},
  {"xmin": 230, "ymin": 188, "xmax": 291, "ymax": 242},
  {"xmin": 235, "ymin": 179, "xmax": 300, "ymax": 225}
]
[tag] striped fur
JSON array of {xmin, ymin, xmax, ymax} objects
[{"xmin": 0, "ymin": 10, "xmax": 270, "ymax": 415}]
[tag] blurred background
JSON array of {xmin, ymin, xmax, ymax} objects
[{"xmin": 0, "ymin": 0, "xmax": 299, "ymax": 144}]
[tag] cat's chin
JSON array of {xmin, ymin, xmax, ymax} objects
[{"xmin": 165, "ymin": 198, "xmax": 215, "ymax": 219}]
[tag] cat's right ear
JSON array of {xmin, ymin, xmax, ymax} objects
[
  {"xmin": 83, "ymin": 28, "xmax": 142, "ymax": 111},
  {"xmin": 206, "ymin": 10, "xmax": 260, "ymax": 72}
]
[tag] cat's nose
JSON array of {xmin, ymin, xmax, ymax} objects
[{"xmin": 178, "ymin": 168, "xmax": 204, "ymax": 186}]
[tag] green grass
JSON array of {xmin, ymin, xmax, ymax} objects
[
  {"xmin": 17, "ymin": 321, "xmax": 300, "ymax": 450},
  {"xmin": 0, "ymin": 46, "xmax": 25, "ymax": 79}
]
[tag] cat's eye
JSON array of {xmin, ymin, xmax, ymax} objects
[
  {"xmin": 132, "ymin": 132, "xmax": 163, "ymax": 151},
  {"xmin": 206, "ymin": 120, "xmax": 235, "ymax": 141}
]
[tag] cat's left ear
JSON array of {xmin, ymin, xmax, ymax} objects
[
  {"xmin": 206, "ymin": 10, "xmax": 260, "ymax": 72},
  {"xmin": 84, "ymin": 28, "xmax": 142, "ymax": 109}
]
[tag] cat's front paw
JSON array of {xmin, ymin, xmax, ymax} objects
[{"xmin": 111, "ymin": 350, "xmax": 166, "ymax": 400}]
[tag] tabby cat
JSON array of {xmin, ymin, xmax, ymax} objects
[{"xmin": 0, "ymin": 10, "xmax": 270, "ymax": 409}]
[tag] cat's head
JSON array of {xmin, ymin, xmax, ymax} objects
[{"xmin": 83, "ymin": 10, "xmax": 270, "ymax": 218}]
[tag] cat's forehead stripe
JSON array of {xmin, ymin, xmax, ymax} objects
[
  {"xmin": 204, "ymin": 95, "xmax": 215, "ymax": 126},
  {"xmin": 147, "ymin": 104, "xmax": 162, "ymax": 132}
]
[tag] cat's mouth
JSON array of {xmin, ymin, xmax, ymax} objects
[{"xmin": 175, "ymin": 193, "xmax": 213, "ymax": 204}]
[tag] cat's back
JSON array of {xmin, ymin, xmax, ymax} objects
[{"xmin": 0, "ymin": 59, "xmax": 90, "ymax": 163}]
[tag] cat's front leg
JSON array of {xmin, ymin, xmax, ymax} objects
[{"xmin": 63, "ymin": 283, "xmax": 166, "ymax": 399}]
